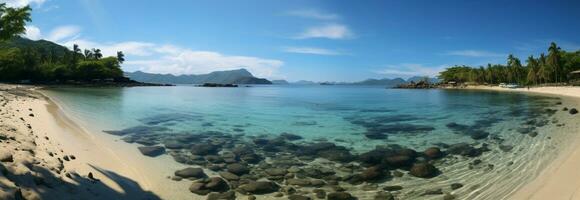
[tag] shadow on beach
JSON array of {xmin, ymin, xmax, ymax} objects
[{"xmin": 0, "ymin": 162, "xmax": 161, "ymax": 200}]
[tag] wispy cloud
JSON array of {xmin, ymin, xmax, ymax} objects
[
  {"xmin": 286, "ymin": 9, "xmax": 339, "ymax": 20},
  {"xmin": 26, "ymin": 25, "xmax": 285, "ymax": 78},
  {"xmin": 445, "ymin": 50, "xmax": 504, "ymax": 57},
  {"xmin": 23, "ymin": 25, "xmax": 41, "ymax": 40},
  {"xmin": 295, "ymin": 24, "xmax": 353, "ymax": 40},
  {"xmin": 22, "ymin": 25, "xmax": 82, "ymax": 42},
  {"xmin": 47, "ymin": 25, "xmax": 81, "ymax": 42},
  {"xmin": 374, "ymin": 63, "xmax": 448, "ymax": 78},
  {"xmin": 282, "ymin": 46, "xmax": 342, "ymax": 55},
  {"xmin": 2, "ymin": 0, "xmax": 45, "ymax": 7}
]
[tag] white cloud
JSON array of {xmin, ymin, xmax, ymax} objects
[
  {"xmin": 445, "ymin": 50, "xmax": 504, "ymax": 57},
  {"xmin": 282, "ymin": 46, "xmax": 342, "ymax": 55},
  {"xmin": 23, "ymin": 25, "xmax": 41, "ymax": 40},
  {"xmin": 47, "ymin": 25, "xmax": 81, "ymax": 42},
  {"xmin": 296, "ymin": 24, "xmax": 353, "ymax": 39},
  {"xmin": 125, "ymin": 50, "xmax": 283, "ymax": 78},
  {"xmin": 41, "ymin": 27, "xmax": 284, "ymax": 78},
  {"xmin": 375, "ymin": 63, "xmax": 448, "ymax": 78},
  {"xmin": 286, "ymin": 9, "xmax": 339, "ymax": 20},
  {"xmin": 1, "ymin": 0, "xmax": 45, "ymax": 7}
]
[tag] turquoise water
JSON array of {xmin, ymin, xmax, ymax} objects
[
  {"xmin": 42, "ymin": 85, "xmax": 576, "ymax": 199},
  {"xmin": 44, "ymin": 85, "xmax": 557, "ymax": 151}
]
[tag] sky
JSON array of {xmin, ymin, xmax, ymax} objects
[{"xmin": 4, "ymin": 0, "xmax": 580, "ymax": 82}]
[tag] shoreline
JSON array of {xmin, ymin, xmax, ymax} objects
[
  {"xmin": 459, "ymin": 85, "xmax": 580, "ymax": 199},
  {"xmin": 0, "ymin": 84, "xmax": 196, "ymax": 199},
  {"xmin": 3, "ymin": 83, "xmax": 580, "ymax": 199}
]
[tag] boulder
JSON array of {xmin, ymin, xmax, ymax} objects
[
  {"xmin": 207, "ymin": 191, "xmax": 236, "ymax": 200},
  {"xmin": 383, "ymin": 185, "xmax": 403, "ymax": 191},
  {"xmin": 237, "ymin": 181, "xmax": 280, "ymax": 195},
  {"xmin": 570, "ymin": 108, "xmax": 578, "ymax": 115},
  {"xmin": 360, "ymin": 166, "xmax": 384, "ymax": 181},
  {"xmin": 174, "ymin": 167, "xmax": 206, "ymax": 179},
  {"xmin": 226, "ymin": 163, "xmax": 250, "ymax": 175},
  {"xmin": 470, "ymin": 130, "xmax": 489, "ymax": 140},
  {"xmin": 137, "ymin": 146, "xmax": 165, "ymax": 157},
  {"xmin": 188, "ymin": 177, "xmax": 229, "ymax": 195},
  {"xmin": 423, "ymin": 147, "xmax": 443, "ymax": 159},
  {"xmin": 219, "ymin": 172, "xmax": 240, "ymax": 181},
  {"xmin": 327, "ymin": 192, "xmax": 355, "ymax": 200},
  {"xmin": 191, "ymin": 144, "xmax": 220, "ymax": 155},
  {"xmin": 409, "ymin": 163, "xmax": 438, "ymax": 178},
  {"xmin": 287, "ymin": 178, "xmax": 311, "ymax": 187}
]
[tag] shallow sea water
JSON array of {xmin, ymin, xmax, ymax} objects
[{"xmin": 43, "ymin": 85, "xmax": 580, "ymax": 199}]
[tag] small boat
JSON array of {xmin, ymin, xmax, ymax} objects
[{"xmin": 505, "ymin": 83, "xmax": 519, "ymax": 88}]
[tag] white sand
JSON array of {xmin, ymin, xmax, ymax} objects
[
  {"xmin": 0, "ymin": 84, "xmax": 200, "ymax": 200},
  {"xmin": 463, "ymin": 86, "xmax": 580, "ymax": 200}
]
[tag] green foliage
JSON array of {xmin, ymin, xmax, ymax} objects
[
  {"xmin": 438, "ymin": 43, "xmax": 580, "ymax": 85},
  {"xmin": 0, "ymin": 37, "xmax": 125, "ymax": 82},
  {"xmin": 0, "ymin": 3, "xmax": 31, "ymax": 41}
]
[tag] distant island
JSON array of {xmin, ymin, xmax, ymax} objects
[{"xmin": 125, "ymin": 69, "xmax": 272, "ymax": 85}]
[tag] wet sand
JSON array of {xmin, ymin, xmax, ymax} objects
[
  {"xmin": 465, "ymin": 85, "xmax": 580, "ymax": 200},
  {"xmin": 0, "ymin": 84, "xmax": 196, "ymax": 200}
]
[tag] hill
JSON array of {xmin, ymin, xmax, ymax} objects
[{"xmin": 125, "ymin": 69, "xmax": 272, "ymax": 85}]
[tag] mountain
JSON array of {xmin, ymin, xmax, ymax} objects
[
  {"xmin": 351, "ymin": 78, "xmax": 407, "ymax": 86},
  {"xmin": 271, "ymin": 80, "xmax": 289, "ymax": 84},
  {"xmin": 125, "ymin": 69, "xmax": 272, "ymax": 85},
  {"xmin": 406, "ymin": 76, "xmax": 440, "ymax": 83},
  {"xmin": 293, "ymin": 80, "xmax": 317, "ymax": 85}
]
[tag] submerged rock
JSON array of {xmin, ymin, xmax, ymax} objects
[
  {"xmin": 327, "ymin": 192, "xmax": 355, "ymax": 200},
  {"xmin": 374, "ymin": 191, "xmax": 394, "ymax": 200},
  {"xmin": 470, "ymin": 130, "xmax": 489, "ymax": 140},
  {"xmin": 409, "ymin": 163, "xmax": 438, "ymax": 178},
  {"xmin": 570, "ymin": 108, "xmax": 578, "ymax": 115},
  {"xmin": 137, "ymin": 146, "xmax": 165, "ymax": 157},
  {"xmin": 423, "ymin": 147, "xmax": 443, "ymax": 159},
  {"xmin": 189, "ymin": 177, "xmax": 229, "ymax": 195},
  {"xmin": 191, "ymin": 144, "xmax": 220, "ymax": 156},
  {"xmin": 237, "ymin": 181, "xmax": 280, "ymax": 195},
  {"xmin": 207, "ymin": 191, "xmax": 236, "ymax": 200},
  {"xmin": 226, "ymin": 163, "xmax": 250, "ymax": 175},
  {"xmin": 174, "ymin": 167, "xmax": 206, "ymax": 179}
]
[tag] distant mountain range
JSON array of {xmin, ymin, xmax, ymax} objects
[
  {"xmin": 125, "ymin": 68, "xmax": 438, "ymax": 86},
  {"xmin": 125, "ymin": 69, "xmax": 272, "ymax": 85}
]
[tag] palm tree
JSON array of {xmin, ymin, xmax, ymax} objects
[
  {"xmin": 548, "ymin": 42, "xmax": 561, "ymax": 83},
  {"xmin": 84, "ymin": 49, "xmax": 92, "ymax": 60},
  {"xmin": 538, "ymin": 53, "xmax": 550, "ymax": 84},
  {"xmin": 93, "ymin": 48, "xmax": 102, "ymax": 60},
  {"xmin": 526, "ymin": 56, "xmax": 539, "ymax": 85},
  {"xmin": 117, "ymin": 51, "xmax": 125, "ymax": 64},
  {"xmin": 0, "ymin": 3, "xmax": 31, "ymax": 40}
]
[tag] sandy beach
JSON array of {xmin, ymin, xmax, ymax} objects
[
  {"xmin": 464, "ymin": 85, "xmax": 580, "ymax": 200},
  {"xmin": 0, "ymin": 84, "xmax": 200, "ymax": 200},
  {"xmin": 2, "ymin": 83, "xmax": 580, "ymax": 200}
]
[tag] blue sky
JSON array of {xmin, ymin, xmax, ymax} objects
[{"xmin": 7, "ymin": 0, "xmax": 580, "ymax": 81}]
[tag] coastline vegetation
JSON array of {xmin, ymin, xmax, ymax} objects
[
  {"xmin": 438, "ymin": 43, "xmax": 580, "ymax": 86},
  {"xmin": 0, "ymin": 3, "xmax": 126, "ymax": 83}
]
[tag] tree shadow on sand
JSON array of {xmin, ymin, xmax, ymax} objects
[{"xmin": 0, "ymin": 162, "xmax": 161, "ymax": 200}]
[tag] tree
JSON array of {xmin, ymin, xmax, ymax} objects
[
  {"xmin": 0, "ymin": 3, "xmax": 31, "ymax": 41},
  {"xmin": 526, "ymin": 56, "xmax": 539, "ymax": 85},
  {"xmin": 548, "ymin": 42, "xmax": 561, "ymax": 83},
  {"xmin": 117, "ymin": 51, "xmax": 125, "ymax": 63},
  {"xmin": 84, "ymin": 49, "xmax": 93, "ymax": 60},
  {"xmin": 93, "ymin": 48, "xmax": 102, "ymax": 60}
]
